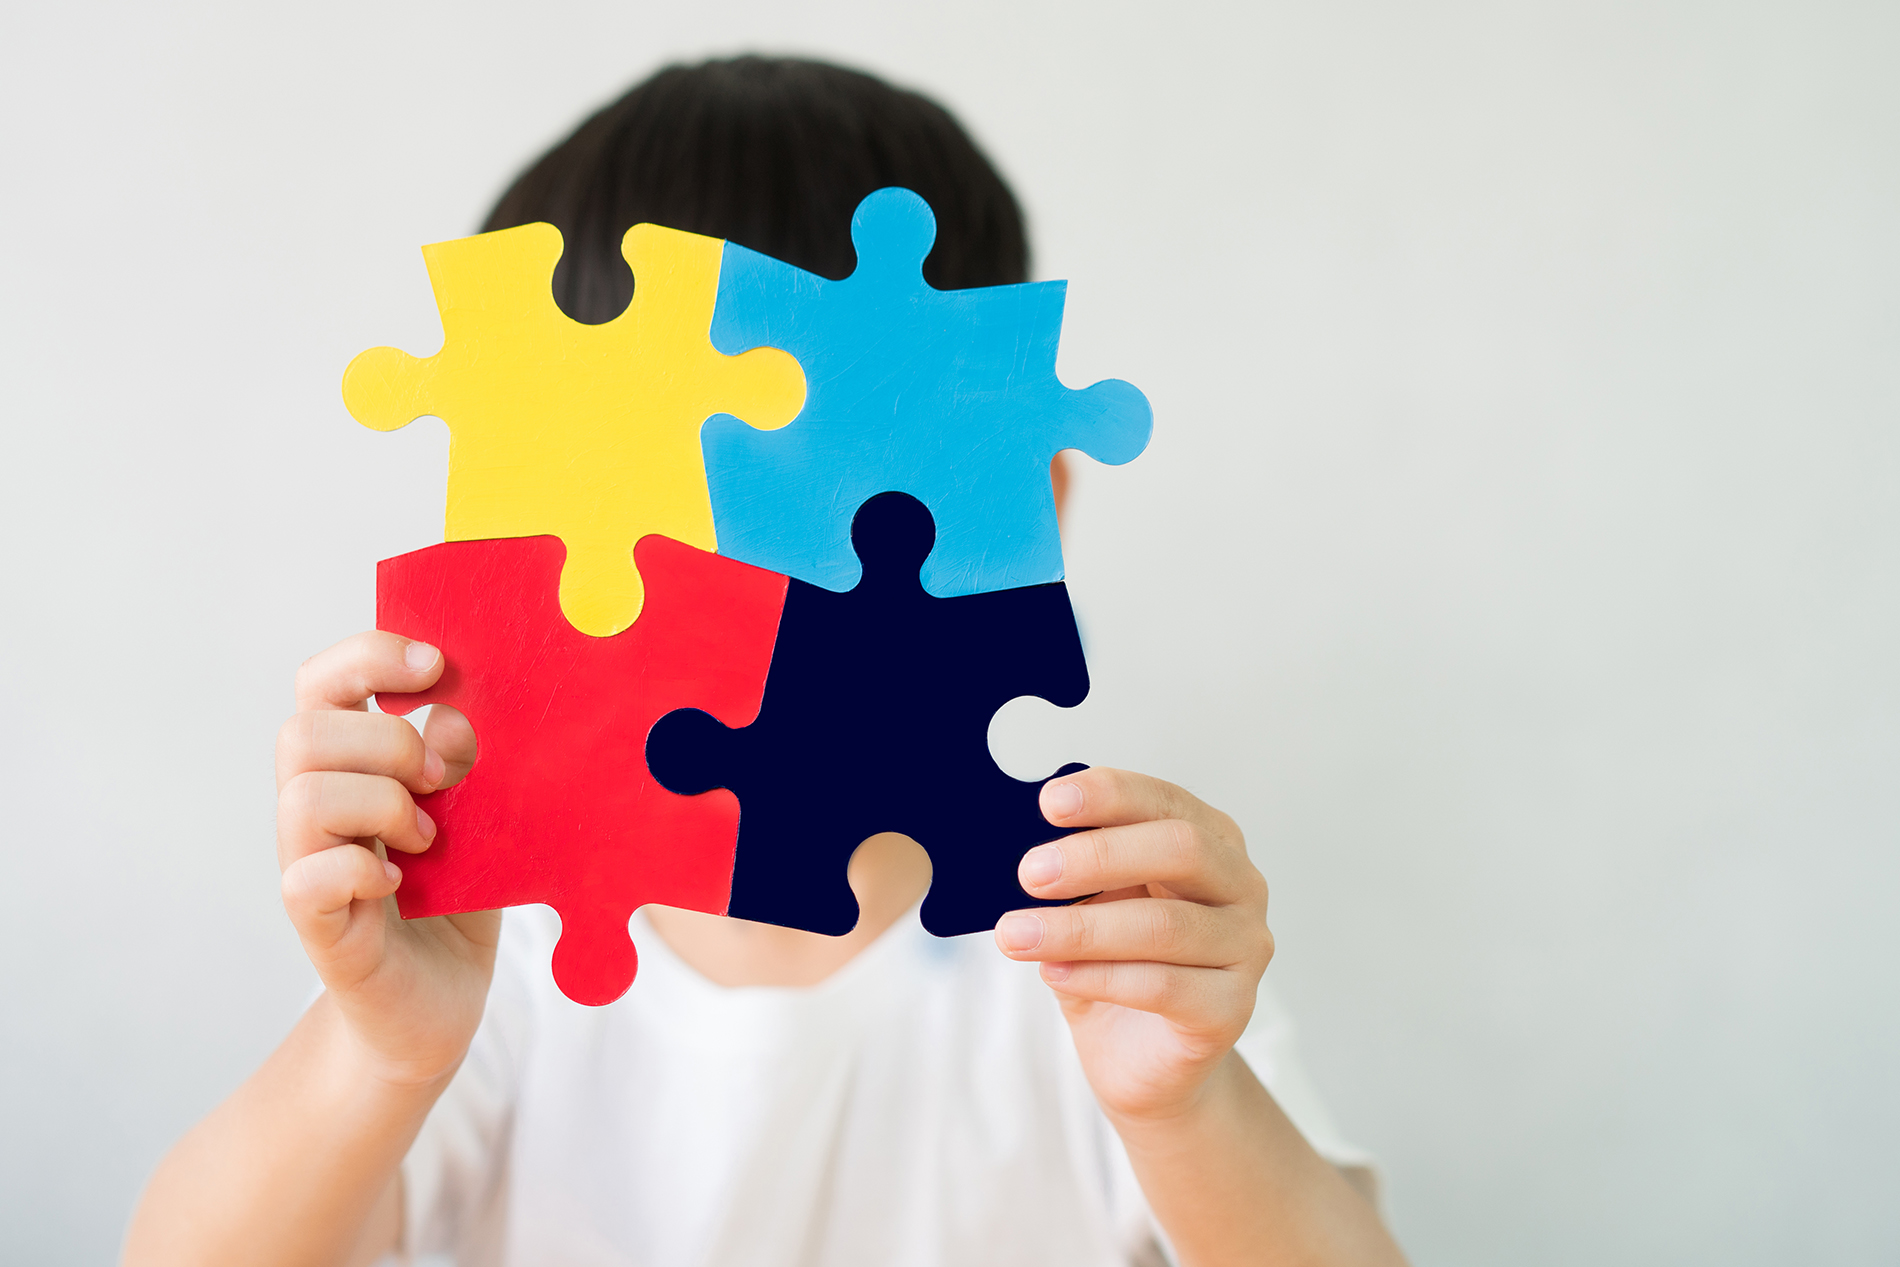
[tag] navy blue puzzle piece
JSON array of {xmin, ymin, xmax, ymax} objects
[{"xmin": 647, "ymin": 491, "xmax": 1090, "ymax": 938}]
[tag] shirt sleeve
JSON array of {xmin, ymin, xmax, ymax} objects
[{"xmin": 398, "ymin": 909, "xmax": 544, "ymax": 1263}]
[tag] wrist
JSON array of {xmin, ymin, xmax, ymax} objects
[
  {"xmin": 1099, "ymin": 1050, "xmax": 1247, "ymax": 1157},
  {"xmin": 309, "ymin": 989, "xmax": 467, "ymax": 1098}
]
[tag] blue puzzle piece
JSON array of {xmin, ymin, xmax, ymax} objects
[
  {"xmin": 647, "ymin": 492, "xmax": 1090, "ymax": 938},
  {"xmin": 701, "ymin": 187, "xmax": 1152, "ymax": 598}
]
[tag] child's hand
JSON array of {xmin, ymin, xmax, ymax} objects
[
  {"xmin": 275, "ymin": 631, "xmax": 500, "ymax": 1087},
  {"xmin": 994, "ymin": 768, "xmax": 1274, "ymax": 1124}
]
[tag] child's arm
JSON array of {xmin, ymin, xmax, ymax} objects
[
  {"xmin": 123, "ymin": 632, "xmax": 500, "ymax": 1267},
  {"xmin": 995, "ymin": 769, "xmax": 1409, "ymax": 1267}
]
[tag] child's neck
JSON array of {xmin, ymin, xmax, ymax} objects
[{"xmin": 644, "ymin": 832, "xmax": 933, "ymax": 988}]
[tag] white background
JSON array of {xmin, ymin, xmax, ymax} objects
[{"xmin": 3, "ymin": 2, "xmax": 1896, "ymax": 1262}]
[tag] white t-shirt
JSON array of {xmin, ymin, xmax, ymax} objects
[{"xmin": 399, "ymin": 904, "xmax": 1370, "ymax": 1267}]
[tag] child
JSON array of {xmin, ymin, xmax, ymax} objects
[{"xmin": 124, "ymin": 56, "xmax": 1407, "ymax": 1267}]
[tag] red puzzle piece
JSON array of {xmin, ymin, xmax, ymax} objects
[{"xmin": 375, "ymin": 533, "xmax": 788, "ymax": 1005}]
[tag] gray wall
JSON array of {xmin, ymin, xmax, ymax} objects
[{"xmin": 4, "ymin": 2, "xmax": 1895, "ymax": 1262}]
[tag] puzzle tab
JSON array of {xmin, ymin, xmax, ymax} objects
[
  {"xmin": 701, "ymin": 187, "xmax": 1153, "ymax": 599},
  {"xmin": 376, "ymin": 532, "xmax": 788, "ymax": 1005},
  {"xmin": 647, "ymin": 491, "xmax": 1090, "ymax": 939},
  {"xmin": 345, "ymin": 222, "xmax": 806, "ymax": 636}
]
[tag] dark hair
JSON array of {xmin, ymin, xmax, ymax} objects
[{"xmin": 483, "ymin": 56, "xmax": 1030, "ymax": 323}]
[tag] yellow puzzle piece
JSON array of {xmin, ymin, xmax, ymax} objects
[{"xmin": 342, "ymin": 223, "xmax": 806, "ymax": 636}]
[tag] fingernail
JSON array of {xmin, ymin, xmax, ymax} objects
[
  {"xmin": 415, "ymin": 806, "xmax": 436, "ymax": 840},
  {"xmin": 1020, "ymin": 845, "xmax": 1063, "ymax": 889},
  {"xmin": 404, "ymin": 641, "xmax": 440, "ymax": 672},
  {"xmin": 384, "ymin": 859, "xmax": 402, "ymax": 885},
  {"xmin": 1044, "ymin": 780, "xmax": 1084, "ymax": 822},
  {"xmin": 996, "ymin": 912, "xmax": 1044, "ymax": 952},
  {"xmin": 1042, "ymin": 961, "xmax": 1073, "ymax": 983},
  {"xmin": 421, "ymin": 746, "xmax": 445, "ymax": 788}
]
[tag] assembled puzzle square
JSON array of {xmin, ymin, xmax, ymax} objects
[{"xmin": 353, "ymin": 188, "xmax": 1149, "ymax": 1004}]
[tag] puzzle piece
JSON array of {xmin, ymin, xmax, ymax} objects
[
  {"xmin": 376, "ymin": 532, "xmax": 788, "ymax": 1005},
  {"xmin": 647, "ymin": 492, "xmax": 1090, "ymax": 939},
  {"xmin": 700, "ymin": 186, "xmax": 1153, "ymax": 599},
  {"xmin": 345, "ymin": 222, "xmax": 806, "ymax": 636}
]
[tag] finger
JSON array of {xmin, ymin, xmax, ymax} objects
[
  {"xmin": 277, "ymin": 770, "xmax": 437, "ymax": 869},
  {"xmin": 1037, "ymin": 958, "xmax": 1255, "ymax": 1032},
  {"xmin": 294, "ymin": 630, "xmax": 443, "ymax": 713},
  {"xmin": 281, "ymin": 842, "xmax": 401, "ymax": 954},
  {"xmin": 994, "ymin": 898, "xmax": 1264, "ymax": 970},
  {"xmin": 275, "ymin": 709, "xmax": 444, "ymax": 794},
  {"xmin": 1040, "ymin": 768, "xmax": 1239, "ymax": 845},
  {"xmin": 421, "ymin": 705, "xmax": 478, "ymax": 788},
  {"xmin": 1017, "ymin": 817, "xmax": 1259, "ymax": 905}
]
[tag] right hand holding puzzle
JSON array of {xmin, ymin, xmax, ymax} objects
[{"xmin": 274, "ymin": 630, "xmax": 495, "ymax": 1087}]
